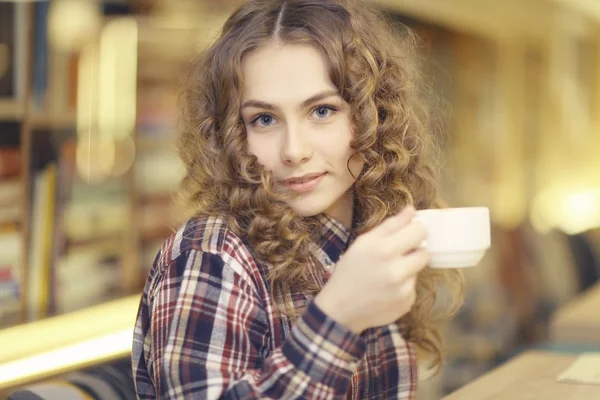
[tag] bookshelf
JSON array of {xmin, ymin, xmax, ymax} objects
[
  {"xmin": 1, "ymin": 2, "xmax": 139, "ymax": 329},
  {"xmin": 0, "ymin": 0, "xmax": 238, "ymax": 334}
]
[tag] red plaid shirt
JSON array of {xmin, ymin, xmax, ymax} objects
[{"xmin": 132, "ymin": 215, "xmax": 417, "ymax": 399}]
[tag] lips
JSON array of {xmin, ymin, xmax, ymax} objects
[
  {"xmin": 284, "ymin": 173, "xmax": 325, "ymax": 185},
  {"xmin": 283, "ymin": 172, "xmax": 327, "ymax": 193}
]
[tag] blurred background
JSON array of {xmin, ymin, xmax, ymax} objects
[{"xmin": 0, "ymin": 0, "xmax": 599, "ymax": 398}]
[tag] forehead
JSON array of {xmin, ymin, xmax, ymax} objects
[{"xmin": 241, "ymin": 41, "xmax": 336, "ymax": 103}]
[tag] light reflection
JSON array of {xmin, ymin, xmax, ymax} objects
[
  {"xmin": 99, "ymin": 18, "xmax": 138, "ymax": 142},
  {"xmin": 532, "ymin": 188, "xmax": 600, "ymax": 235},
  {"xmin": 48, "ymin": 0, "xmax": 101, "ymax": 52},
  {"xmin": 76, "ymin": 18, "xmax": 138, "ymax": 182},
  {"xmin": 111, "ymin": 137, "xmax": 136, "ymax": 178},
  {"xmin": 0, "ymin": 329, "xmax": 133, "ymax": 390},
  {"xmin": 75, "ymin": 135, "xmax": 115, "ymax": 183}
]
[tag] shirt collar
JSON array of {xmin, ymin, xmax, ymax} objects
[{"xmin": 314, "ymin": 213, "xmax": 353, "ymax": 264}]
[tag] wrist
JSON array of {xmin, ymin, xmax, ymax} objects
[{"xmin": 314, "ymin": 291, "xmax": 364, "ymax": 334}]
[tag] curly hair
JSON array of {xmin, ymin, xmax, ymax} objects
[{"xmin": 177, "ymin": 0, "xmax": 463, "ymax": 371}]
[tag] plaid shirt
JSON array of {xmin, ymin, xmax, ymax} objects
[{"xmin": 132, "ymin": 215, "xmax": 417, "ymax": 399}]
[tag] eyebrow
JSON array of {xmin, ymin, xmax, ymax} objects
[{"xmin": 242, "ymin": 89, "xmax": 340, "ymax": 111}]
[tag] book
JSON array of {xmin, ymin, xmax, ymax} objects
[{"xmin": 27, "ymin": 163, "xmax": 57, "ymax": 321}]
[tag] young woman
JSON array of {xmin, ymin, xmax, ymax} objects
[{"xmin": 132, "ymin": 0, "xmax": 462, "ymax": 398}]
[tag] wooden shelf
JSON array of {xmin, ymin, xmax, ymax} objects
[
  {"xmin": 372, "ymin": 0, "xmax": 552, "ymax": 43},
  {"xmin": 0, "ymin": 100, "xmax": 25, "ymax": 121},
  {"xmin": 30, "ymin": 112, "xmax": 76, "ymax": 130},
  {"xmin": 0, "ymin": 103, "xmax": 76, "ymax": 128},
  {"xmin": 141, "ymin": 226, "xmax": 173, "ymax": 242},
  {"xmin": 135, "ymin": 136, "xmax": 177, "ymax": 150}
]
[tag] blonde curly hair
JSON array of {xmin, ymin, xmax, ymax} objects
[{"xmin": 178, "ymin": 0, "xmax": 462, "ymax": 371}]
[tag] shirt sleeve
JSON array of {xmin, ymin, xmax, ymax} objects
[{"xmin": 149, "ymin": 249, "xmax": 367, "ymax": 399}]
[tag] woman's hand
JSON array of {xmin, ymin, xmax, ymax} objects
[{"xmin": 314, "ymin": 206, "xmax": 429, "ymax": 334}]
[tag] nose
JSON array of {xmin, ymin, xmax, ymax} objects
[{"xmin": 280, "ymin": 122, "xmax": 312, "ymax": 165}]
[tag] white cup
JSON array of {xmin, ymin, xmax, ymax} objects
[{"xmin": 413, "ymin": 207, "xmax": 491, "ymax": 268}]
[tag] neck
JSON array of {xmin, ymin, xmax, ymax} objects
[{"xmin": 324, "ymin": 191, "xmax": 354, "ymax": 230}]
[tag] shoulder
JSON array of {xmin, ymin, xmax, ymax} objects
[
  {"xmin": 159, "ymin": 215, "xmax": 246, "ymax": 262},
  {"xmin": 149, "ymin": 215, "xmax": 262, "ymax": 293}
]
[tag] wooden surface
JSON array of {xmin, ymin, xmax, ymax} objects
[
  {"xmin": 0, "ymin": 294, "xmax": 139, "ymax": 391},
  {"xmin": 444, "ymin": 351, "xmax": 600, "ymax": 399},
  {"xmin": 550, "ymin": 283, "xmax": 600, "ymax": 344}
]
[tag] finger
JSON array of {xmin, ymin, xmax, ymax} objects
[
  {"xmin": 372, "ymin": 206, "xmax": 415, "ymax": 238},
  {"xmin": 398, "ymin": 278, "xmax": 417, "ymax": 310},
  {"xmin": 401, "ymin": 248, "xmax": 430, "ymax": 276},
  {"xmin": 398, "ymin": 276, "xmax": 417, "ymax": 296},
  {"xmin": 384, "ymin": 220, "xmax": 428, "ymax": 256},
  {"xmin": 391, "ymin": 250, "xmax": 428, "ymax": 285}
]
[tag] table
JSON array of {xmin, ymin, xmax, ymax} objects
[
  {"xmin": 0, "ymin": 294, "xmax": 139, "ymax": 391},
  {"xmin": 443, "ymin": 351, "xmax": 600, "ymax": 399},
  {"xmin": 550, "ymin": 283, "xmax": 600, "ymax": 344}
]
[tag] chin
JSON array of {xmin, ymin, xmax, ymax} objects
[
  {"xmin": 286, "ymin": 197, "xmax": 332, "ymax": 218},
  {"xmin": 288, "ymin": 203, "xmax": 326, "ymax": 218}
]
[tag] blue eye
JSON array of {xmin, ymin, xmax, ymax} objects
[
  {"xmin": 312, "ymin": 105, "xmax": 337, "ymax": 119},
  {"xmin": 251, "ymin": 114, "xmax": 276, "ymax": 127}
]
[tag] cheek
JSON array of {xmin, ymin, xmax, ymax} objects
[
  {"xmin": 247, "ymin": 135, "xmax": 277, "ymax": 168},
  {"xmin": 347, "ymin": 156, "xmax": 364, "ymax": 179},
  {"xmin": 322, "ymin": 123, "xmax": 359, "ymax": 176}
]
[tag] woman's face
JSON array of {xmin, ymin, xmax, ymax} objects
[{"xmin": 242, "ymin": 41, "xmax": 363, "ymax": 227}]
